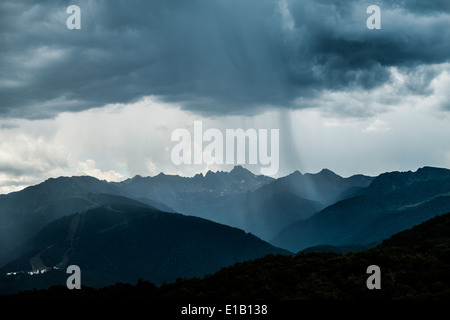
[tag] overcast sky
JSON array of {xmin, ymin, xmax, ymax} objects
[{"xmin": 1, "ymin": 0, "xmax": 450, "ymax": 193}]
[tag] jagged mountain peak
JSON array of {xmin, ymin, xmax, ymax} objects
[
  {"xmin": 367, "ymin": 166, "xmax": 450, "ymax": 193},
  {"xmin": 283, "ymin": 170, "xmax": 302, "ymax": 180},
  {"xmin": 415, "ymin": 166, "xmax": 450, "ymax": 179},
  {"xmin": 44, "ymin": 175, "xmax": 102, "ymax": 183},
  {"xmin": 230, "ymin": 165, "xmax": 255, "ymax": 176},
  {"xmin": 25, "ymin": 175, "xmax": 115, "ymax": 195},
  {"xmin": 317, "ymin": 168, "xmax": 340, "ymax": 177},
  {"xmin": 286, "ymin": 168, "xmax": 342, "ymax": 180}
]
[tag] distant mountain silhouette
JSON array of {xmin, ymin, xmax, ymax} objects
[
  {"xmin": 2, "ymin": 164, "xmax": 450, "ymax": 286},
  {"xmin": 115, "ymin": 166, "xmax": 373, "ymax": 240},
  {"xmin": 0, "ymin": 176, "xmax": 170, "ymax": 265},
  {"xmin": 271, "ymin": 167, "xmax": 450, "ymax": 252},
  {"xmin": 215, "ymin": 168, "xmax": 373, "ymax": 240},
  {"xmin": 116, "ymin": 165, "xmax": 274, "ymax": 200},
  {"xmin": 0, "ymin": 202, "xmax": 288, "ymax": 294},
  {"xmin": 260, "ymin": 168, "xmax": 374, "ymax": 206},
  {"xmin": 0, "ymin": 167, "xmax": 278, "ymax": 264}
]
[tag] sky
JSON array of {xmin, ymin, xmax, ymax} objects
[{"xmin": 1, "ymin": 0, "xmax": 450, "ymax": 193}]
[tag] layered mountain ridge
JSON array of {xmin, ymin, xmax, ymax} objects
[
  {"xmin": 272, "ymin": 166, "xmax": 450, "ymax": 252},
  {"xmin": 1, "ymin": 165, "xmax": 450, "ymax": 295}
]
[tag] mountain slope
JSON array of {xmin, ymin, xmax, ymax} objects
[
  {"xmin": 115, "ymin": 167, "xmax": 372, "ymax": 241},
  {"xmin": 0, "ymin": 203, "xmax": 289, "ymax": 294},
  {"xmin": 153, "ymin": 211, "xmax": 450, "ymax": 300},
  {"xmin": 239, "ymin": 189, "xmax": 322, "ymax": 240},
  {"xmin": 0, "ymin": 166, "xmax": 374, "ymax": 261},
  {"xmin": 116, "ymin": 166, "xmax": 316, "ymax": 240},
  {"xmin": 8, "ymin": 212, "xmax": 450, "ymax": 300},
  {"xmin": 0, "ymin": 176, "xmax": 171, "ymax": 263},
  {"xmin": 271, "ymin": 167, "xmax": 450, "ymax": 252},
  {"xmin": 0, "ymin": 193, "xmax": 157, "ymax": 266},
  {"xmin": 115, "ymin": 165, "xmax": 274, "ymax": 204},
  {"xmin": 259, "ymin": 169, "xmax": 374, "ymax": 207}
]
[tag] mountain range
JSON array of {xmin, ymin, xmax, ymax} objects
[
  {"xmin": 113, "ymin": 166, "xmax": 374, "ymax": 240},
  {"xmin": 0, "ymin": 200, "xmax": 287, "ymax": 294},
  {"xmin": 0, "ymin": 165, "xmax": 374, "ymax": 263},
  {"xmin": 156, "ymin": 211, "xmax": 450, "ymax": 300},
  {"xmin": 1, "ymin": 165, "xmax": 450, "ymax": 295},
  {"xmin": 0, "ymin": 178, "xmax": 171, "ymax": 265},
  {"xmin": 271, "ymin": 166, "xmax": 450, "ymax": 252},
  {"xmin": 5, "ymin": 211, "xmax": 450, "ymax": 300}
]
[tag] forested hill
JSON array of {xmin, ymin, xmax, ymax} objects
[{"xmin": 4, "ymin": 212, "xmax": 450, "ymax": 300}]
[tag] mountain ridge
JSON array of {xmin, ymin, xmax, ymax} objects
[
  {"xmin": 272, "ymin": 166, "xmax": 450, "ymax": 252},
  {"xmin": 1, "ymin": 165, "xmax": 448, "ymax": 264},
  {"xmin": 5, "ymin": 212, "xmax": 450, "ymax": 300},
  {"xmin": 0, "ymin": 202, "xmax": 289, "ymax": 294}
]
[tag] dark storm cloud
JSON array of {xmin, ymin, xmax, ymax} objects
[
  {"xmin": 388, "ymin": 0, "xmax": 450, "ymax": 13},
  {"xmin": 0, "ymin": 0, "xmax": 449, "ymax": 119}
]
